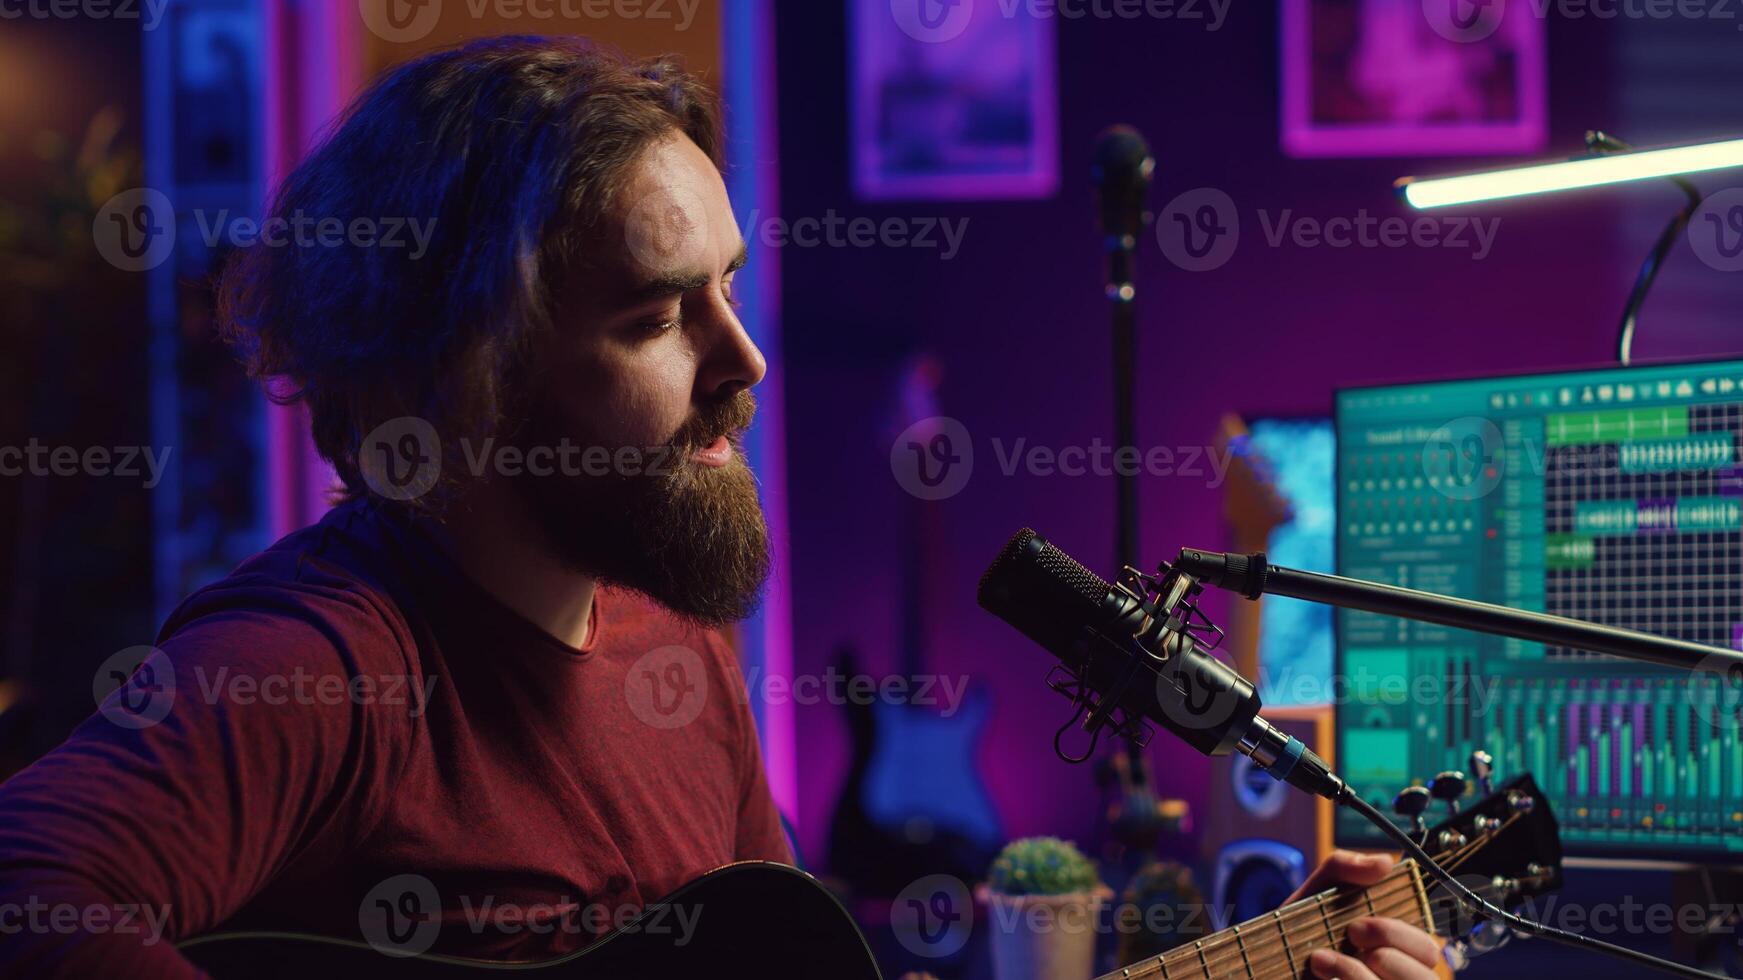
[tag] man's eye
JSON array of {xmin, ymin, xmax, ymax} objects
[{"xmin": 640, "ymin": 315, "xmax": 681, "ymax": 335}]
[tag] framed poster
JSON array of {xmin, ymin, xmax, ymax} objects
[
  {"xmin": 1281, "ymin": 0, "xmax": 1548, "ymax": 158},
  {"xmin": 852, "ymin": 0, "xmax": 1059, "ymax": 200}
]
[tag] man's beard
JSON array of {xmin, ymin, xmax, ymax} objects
[{"xmin": 508, "ymin": 391, "xmax": 770, "ymax": 629}]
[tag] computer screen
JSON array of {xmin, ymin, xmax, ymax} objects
[
  {"xmin": 1334, "ymin": 359, "xmax": 1743, "ymax": 858},
  {"xmin": 1247, "ymin": 417, "xmax": 1336, "ymax": 707}
]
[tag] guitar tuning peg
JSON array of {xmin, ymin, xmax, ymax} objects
[
  {"xmin": 1430, "ymin": 770, "xmax": 1468, "ymax": 816},
  {"xmin": 1469, "ymin": 750, "xmax": 1494, "ymax": 795},
  {"xmin": 1393, "ymin": 785, "xmax": 1431, "ymax": 841}
]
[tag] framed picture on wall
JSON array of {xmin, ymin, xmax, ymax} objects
[
  {"xmin": 851, "ymin": 0, "xmax": 1058, "ymax": 200},
  {"xmin": 1281, "ymin": 0, "xmax": 1548, "ymax": 158}
]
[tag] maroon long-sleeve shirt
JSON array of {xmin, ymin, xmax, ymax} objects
[{"xmin": 0, "ymin": 498, "xmax": 791, "ymax": 976}]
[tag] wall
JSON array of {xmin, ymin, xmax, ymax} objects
[{"xmin": 774, "ymin": 0, "xmax": 1743, "ymax": 870}]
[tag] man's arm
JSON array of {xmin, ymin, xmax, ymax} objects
[{"xmin": 0, "ymin": 595, "xmax": 414, "ymax": 977}]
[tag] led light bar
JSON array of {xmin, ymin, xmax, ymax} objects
[{"xmin": 1396, "ymin": 137, "xmax": 1743, "ymax": 210}]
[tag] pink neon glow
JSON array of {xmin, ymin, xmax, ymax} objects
[{"xmin": 1281, "ymin": 0, "xmax": 1547, "ymax": 159}]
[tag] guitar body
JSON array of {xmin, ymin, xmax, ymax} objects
[
  {"xmin": 861, "ymin": 689, "xmax": 999, "ymax": 852},
  {"xmin": 181, "ymin": 863, "xmax": 883, "ymax": 980}
]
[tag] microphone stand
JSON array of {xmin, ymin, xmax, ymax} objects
[{"xmin": 1173, "ymin": 548, "xmax": 1743, "ymax": 672}]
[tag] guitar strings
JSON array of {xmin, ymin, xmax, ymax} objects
[
  {"xmin": 1108, "ymin": 824, "xmax": 1509, "ymax": 980},
  {"xmin": 1186, "ymin": 824, "xmax": 1512, "ymax": 979},
  {"xmin": 1165, "ymin": 883, "xmax": 1441, "ymax": 978},
  {"xmin": 1162, "ymin": 819, "xmax": 1517, "ymax": 979},
  {"xmin": 1106, "ymin": 874, "xmax": 1426, "ymax": 979},
  {"xmin": 1188, "ymin": 883, "xmax": 1508, "ymax": 980}
]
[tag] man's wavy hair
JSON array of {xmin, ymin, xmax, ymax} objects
[{"xmin": 217, "ymin": 36, "xmax": 721, "ymax": 510}]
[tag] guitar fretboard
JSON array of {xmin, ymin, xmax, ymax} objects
[{"xmin": 1097, "ymin": 860, "xmax": 1432, "ymax": 980}]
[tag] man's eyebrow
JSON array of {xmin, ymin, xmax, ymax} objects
[{"xmin": 627, "ymin": 242, "xmax": 749, "ymax": 304}]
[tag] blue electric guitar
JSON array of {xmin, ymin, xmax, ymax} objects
[{"xmin": 825, "ymin": 354, "xmax": 1001, "ymax": 898}]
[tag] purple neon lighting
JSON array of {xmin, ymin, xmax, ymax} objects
[{"xmin": 1280, "ymin": 0, "xmax": 1547, "ymax": 159}]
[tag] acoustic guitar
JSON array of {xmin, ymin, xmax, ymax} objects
[{"xmin": 181, "ymin": 771, "xmax": 1562, "ymax": 978}]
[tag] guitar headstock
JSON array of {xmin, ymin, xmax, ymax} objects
[
  {"xmin": 1394, "ymin": 751, "xmax": 1563, "ymax": 964},
  {"xmin": 1216, "ymin": 414, "xmax": 1293, "ymax": 546}
]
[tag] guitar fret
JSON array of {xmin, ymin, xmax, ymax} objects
[
  {"xmin": 1315, "ymin": 892, "xmax": 1336, "ymax": 947},
  {"xmin": 1194, "ymin": 939, "xmax": 1210, "ymax": 978},
  {"xmin": 1232, "ymin": 924, "xmax": 1251, "ymax": 975},
  {"xmin": 1155, "ymin": 953, "xmax": 1169, "ymax": 979},
  {"xmin": 1272, "ymin": 908, "xmax": 1296, "ymax": 975}
]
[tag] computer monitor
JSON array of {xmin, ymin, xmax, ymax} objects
[
  {"xmin": 1247, "ymin": 417, "xmax": 1336, "ymax": 707},
  {"xmin": 1334, "ymin": 358, "xmax": 1743, "ymax": 859}
]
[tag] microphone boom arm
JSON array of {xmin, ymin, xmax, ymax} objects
[{"xmin": 1174, "ymin": 548, "xmax": 1743, "ymax": 672}]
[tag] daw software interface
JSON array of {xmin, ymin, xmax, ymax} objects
[{"xmin": 1335, "ymin": 359, "xmax": 1743, "ymax": 858}]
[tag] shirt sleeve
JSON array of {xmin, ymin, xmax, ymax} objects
[
  {"xmin": 721, "ymin": 643, "xmax": 793, "ymax": 866},
  {"xmin": 0, "ymin": 582, "xmax": 417, "ymax": 978}
]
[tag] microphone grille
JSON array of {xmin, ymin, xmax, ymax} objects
[{"xmin": 977, "ymin": 528, "xmax": 1110, "ymax": 613}]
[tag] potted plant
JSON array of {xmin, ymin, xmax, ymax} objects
[{"xmin": 977, "ymin": 837, "xmax": 1112, "ymax": 980}]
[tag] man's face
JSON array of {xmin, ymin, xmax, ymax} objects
[{"xmin": 509, "ymin": 133, "xmax": 771, "ymax": 627}]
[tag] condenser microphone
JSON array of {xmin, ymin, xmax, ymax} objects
[{"xmin": 977, "ymin": 528, "xmax": 1346, "ymax": 801}]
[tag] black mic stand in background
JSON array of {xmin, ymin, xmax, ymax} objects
[{"xmin": 1091, "ymin": 125, "xmax": 1154, "ymax": 569}]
